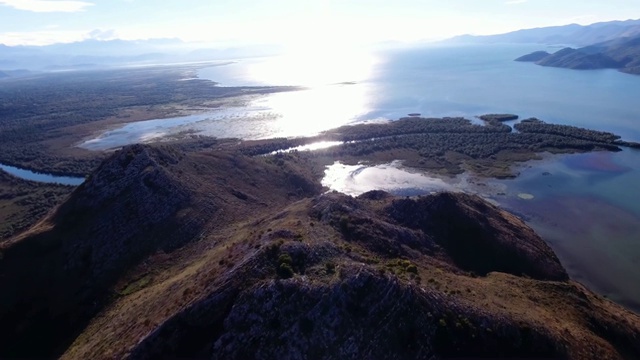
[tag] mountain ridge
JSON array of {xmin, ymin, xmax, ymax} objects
[
  {"xmin": 1, "ymin": 144, "xmax": 639, "ymax": 359},
  {"xmin": 516, "ymin": 34, "xmax": 640, "ymax": 74},
  {"xmin": 0, "ymin": 38, "xmax": 281, "ymax": 70},
  {"xmin": 0, "ymin": 144, "xmax": 321, "ymax": 357},
  {"xmin": 447, "ymin": 19, "xmax": 640, "ymax": 46}
]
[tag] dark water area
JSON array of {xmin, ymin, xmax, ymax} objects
[
  {"xmin": 0, "ymin": 163, "xmax": 84, "ymax": 186},
  {"xmin": 490, "ymin": 149, "xmax": 640, "ymax": 313},
  {"xmin": 504, "ymin": 194, "xmax": 640, "ymax": 313}
]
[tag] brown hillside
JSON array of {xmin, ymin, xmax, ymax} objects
[
  {"xmin": 0, "ymin": 145, "xmax": 638, "ymax": 359},
  {"xmin": 0, "ymin": 144, "xmax": 320, "ymax": 358}
]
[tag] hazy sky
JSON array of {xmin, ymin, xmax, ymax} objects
[{"xmin": 1, "ymin": 0, "xmax": 639, "ymax": 46}]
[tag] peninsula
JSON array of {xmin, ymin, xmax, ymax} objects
[{"xmin": 516, "ymin": 35, "xmax": 640, "ymax": 75}]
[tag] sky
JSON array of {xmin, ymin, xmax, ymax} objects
[{"xmin": 0, "ymin": 0, "xmax": 639, "ymax": 47}]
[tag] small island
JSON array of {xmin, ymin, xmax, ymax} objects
[{"xmin": 478, "ymin": 114, "xmax": 519, "ymax": 122}]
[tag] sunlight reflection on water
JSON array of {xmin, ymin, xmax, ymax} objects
[
  {"xmin": 79, "ymin": 83, "xmax": 378, "ymax": 150},
  {"xmin": 244, "ymin": 50, "xmax": 377, "ymax": 87},
  {"xmin": 272, "ymin": 141, "xmax": 344, "ymax": 154},
  {"xmin": 321, "ymin": 160, "xmax": 457, "ymax": 197}
]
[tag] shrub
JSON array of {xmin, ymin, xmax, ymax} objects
[
  {"xmin": 406, "ymin": 264, "xmax": 418, "ymax": 274},
  {"xmin": 276, "ymin": 252, "xmax": 294, "ymax": 279},
  {"xmin": 339, "ymin": 216, "xmax": 351, "ymax": 235},
  {"xmin": 277, "ymin": 263, "xmax": 294, "ymax": 279},
  {"xmin": 278, "ymin": 253, "xmax": 293, "ymax": 265},
  {"xmin": 325, "ymin": 262, "xmax": 336, "ymax": 274}
]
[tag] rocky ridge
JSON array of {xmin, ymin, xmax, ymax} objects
[{"xmin": 0, "ymin": 144, "xmax": 639, "ymax": 359}]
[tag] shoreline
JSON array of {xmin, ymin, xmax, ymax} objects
[{"xmin": 0, "ymin": 64, "xmax": 301, "ymax": 177}]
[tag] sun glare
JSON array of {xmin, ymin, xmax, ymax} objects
[
  {"xmin": 237, "ymin": 44, "xmax": 379, "ymax": 137},
  {"xmin": 246, "ymin": 45, "xmax": 377, "ymax": 87}
]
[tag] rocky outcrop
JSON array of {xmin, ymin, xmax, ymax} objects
[{"xmin": 207, "ymin": 272, "xmax": 564, "ymax": 360}]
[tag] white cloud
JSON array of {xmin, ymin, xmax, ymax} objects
[
  {"xmin": 505, "ymin": 0, "xmax": 528, "ymax": 4},
  {"xmin": 0, "ymin": 0, "xmax": 93, "ymax": 13}
]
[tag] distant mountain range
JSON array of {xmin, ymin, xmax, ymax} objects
[
  {"xmin": 4, "ymin": 19, "xmax": 640, "ymax": 76},
  {"xmin": 445, "ymin": 19, "xmax": 640, "ymax": 76},
  {"xmin": 0, "ymin": 39, "xmax": 282, "ymax": 74},
  {"xmin": 448, "ymin": 19, "xmax": 640, "ymax": 47}
]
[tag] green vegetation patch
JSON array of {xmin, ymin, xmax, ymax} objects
[
  {"xmin": 119, "ymin": 275, "xmax": 152, "ymax": 296},
  {"xmin": 277, "ymin": 253, "xmax": 295, "ymax": 279}
]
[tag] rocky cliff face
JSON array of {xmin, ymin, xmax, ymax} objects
[{"xmin": 1, "ymin": 145, "xmax": 639, "ymax": 359}]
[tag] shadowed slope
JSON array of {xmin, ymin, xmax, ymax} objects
[
  {"xmin": 387, "ymin": 193, "xmax": 568, "ymax": 281},
  {"xmin": 0, "ymin": 144, "xmax": 320, "ymax": 358}
]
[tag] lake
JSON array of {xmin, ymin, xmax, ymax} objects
[
  {"xmin": 82, "ymin": 43, "xmax": 640, "ymax": 312},
  {"xmin": 83, "ymin": 43, "xmax": 640, "ymax": 148}
]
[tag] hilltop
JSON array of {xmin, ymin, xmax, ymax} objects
[{"xmin": 1, "ymin": 142, "xmax": 639, "ymax": 359}]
